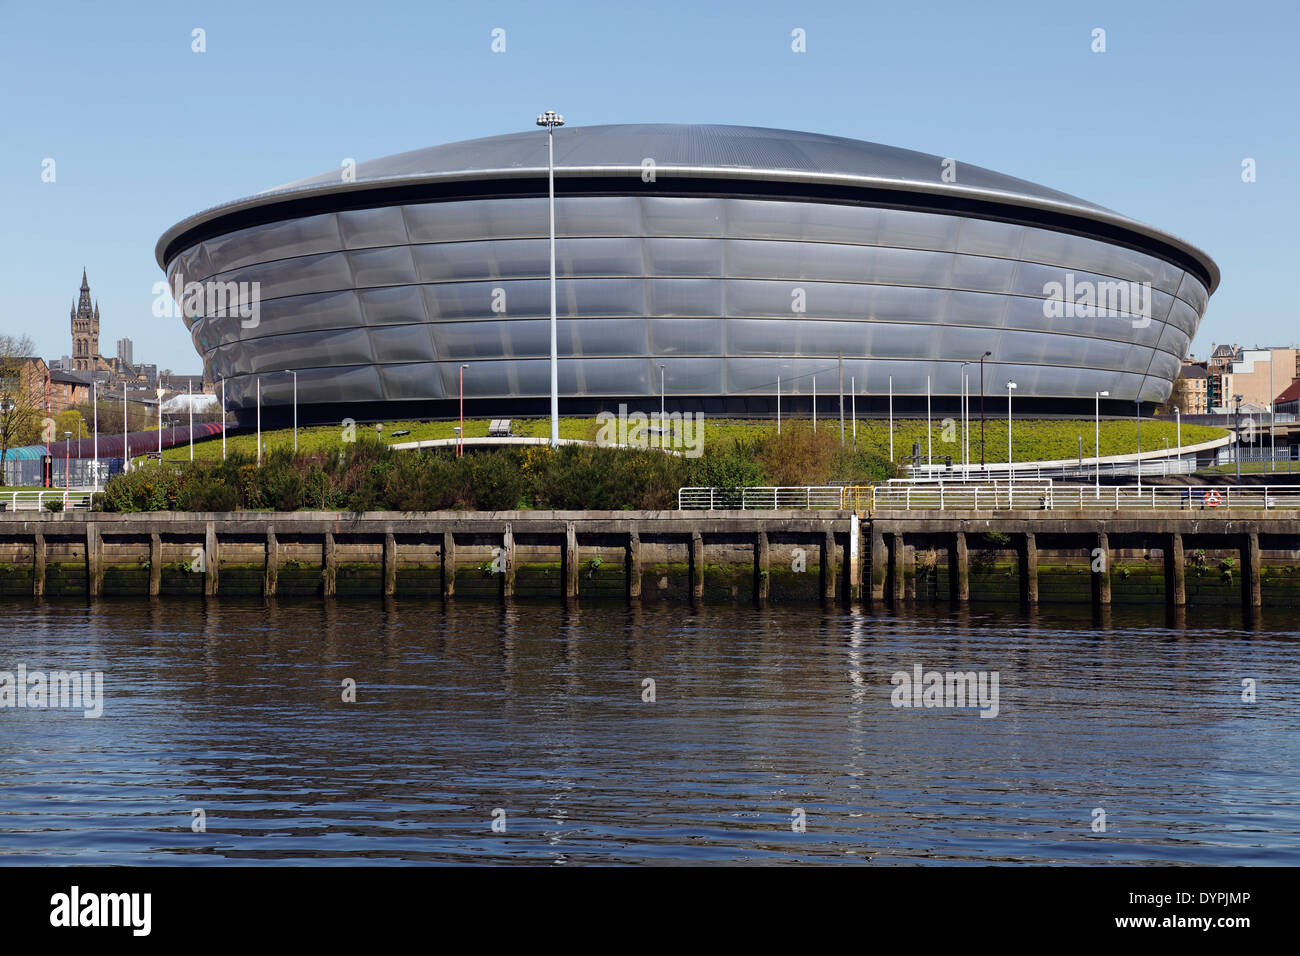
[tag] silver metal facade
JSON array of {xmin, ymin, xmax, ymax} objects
[{"xmin": 158, "ymin": 125, "xmax": 1217, "ymax": 416}]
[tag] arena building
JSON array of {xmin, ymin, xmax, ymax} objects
[{"xmin": 155, "ymin": 124, "xmax": 1218, "ymax": 426}]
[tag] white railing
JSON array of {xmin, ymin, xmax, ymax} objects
[
  {"xmin": 0, "ymin": 490, "xmax": 95, "ymax": 512},
  {"xmin": 677, "ymin": 486, "xmax": 863, "ymax": 510},
  {"xmin": 678, "ymin": 483, "xmax": 1300, "ymax": 512}
]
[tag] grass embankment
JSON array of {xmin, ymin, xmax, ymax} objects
[{"xmin": 154, "ymin": 416, "xmax": 1227, "ymax": 465}]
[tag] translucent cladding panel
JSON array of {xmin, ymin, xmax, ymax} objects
[
  {"xmin": 643, "ymin": 238, "xmax": 723, "ymax": 277},
  {"xmin": 555, "ymin": 197, "xmax": 643, "ymax": 237},
  {"xmin": 647, "ymin": 318, "xmax": 723, "ymax": 355},
  {"xmin": 1154, "ymin": 321, "xmax": 1191, "ymax": 361},
  {"xmin": 403, "ymin": 197, "xmax": 548, "ymax": 244},
  {"xmin": 723, "ymin": 239, "xmax": 873, "ymax": 282},
  {"xmin": 423, "ymin": 278, "xmax": 645, "ymax": 320},
  {"xmin": 643, "ymin": 357, "xmax": 720, "ymax": 394},
  {"xmin": 432, "ymin": 318, "xmax": 647, "ymax": 360},
  {"xmin": 866, "ymin": 245, "xmax": 954, "ymax": 287},
  {"xmin": 875, "ymin": 208, "xmax": 960, "ymax": 252},
  {"xmin": 726, "ymin": 318, "xmax": 870, "ymax": 357},
  {"xmin": 413, "ymin": 238, "xmax": 549, "ymax": 282},
  {"xmin": 338, "ymin": 206, "xmax": 409, "ymax": 249},
  {"xmin": 955, "ymin": 217, "xmax": 1026, "ymax": 259},
  {"xmin": 864, "ymin": 323, "xmax": 946, "ymax": 360},
  {"xmin": 575, "ymin": 357, "xmax": 659, "ymax": 395},
  {"xmin": 1011, "ymin": 261, "xmax": 1165, "ymax": 327},
  {"xmin": 228, "ymin": 327, "xmax": 374, "ymax": 373},
  {"xmin": 297, "ymin": 365, "xmax": 384, "ymax": 404},
  {"xmin": 175, "ymin": 243, "xmax": 213, "ymax": 286},
  {"xmin": 724, "ymin": 198, "xmax": 883, "ymax": 244},
  {"xmin": 1175, "ymin": 272, "xmax": 1209, "ymax": 315},
  {"xmin": 1145, "ymin": 349, "xmax": 1182, "ymax": 383},
  {"xmin": 1002, "ymin": 293, "xmax": 1163, "ymax": 348},
  {"xmin": 949, "ymin": 252, "xmax": 1017, "ymax": 294},
  {"xmin": 1018, "ymin": 227, "xmax": 1181, "ymax": 294},
  {"xmin": 347, "ymin": 246, "xmax": 417, "ymax": 287},
  {"xmin": 1138, "ymin": 374, "xmax": 1171, "ymax": 404},
  {"xmin": 220, "ymin": 251, "xmax": 354, "ymax": 301},
  {"xmin": 1163, "ymin": 298, "xmax": 1200, "ymax": 338},
  {"xmin": 943, "ymin": 290, "xmax": 1009, "ymax": 328},
  {"xmin": 368, "ymin": 324, "xmax": 436, "ymax": 364},
  {"xmin": 572, "ymin": 318, "xmax": 648, "ymax": 356},
  {"xmin": 640, "ymin": 197, "xmax": 725, "ymax": 237},
  {"xmin": 377, "ymin": 362, "xmax": 444, "ymax": 400},
  {"xmin": 646, "ymin": 278, "xmax": 723, "ymax": 316},
  {"xmin": 557, "ymin": 236, "xmax": 645, "ymax": 277},
  {"xmin": 204, "ymin": 213, "xmax": 342, "ymax": 275},
  {"xmin": 725, "ymin": 279, "xmax": 948, "ymax": 322},
  {"xmin": 359, "ymin": 285, "xmax": 428, "ymax": 326}
]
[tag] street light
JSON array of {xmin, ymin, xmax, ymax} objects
[
  {"xmin": 1233, "ymin": 393, "xmax": 1243, "ymax": 482},
  {"xmin": 536, "ymin": 109, "xmax": 565, "ymax": 448},
  {"xmin": 188, "ymin": 378, "xmax": 194, "ymax": 461},
  {"xmin": 286, "ymin": 370, "xmax": 298, "ymax": 453},
  {"xmin": 256, "ymin": 377, "xmax": 262, "ymax": 466},
  {"xmin": 220, "ymin": 377, "xmax": 226, "ymax": 461},
  {"xmin": 91, "ymin": 379, "xmax": 98, "ymax": 488},
  {"xmin": 1095, "ymin": 390, "xmax": 1109, "ymax": 496},
  {"xmin": 156, "ymin": 387, "xmax": 165, "ymax": 461},
  {"xmin": 978, "ymin": 350, "xmax": 992, "ymax": 468},
  {"xmin": 1006, "ymin": 382, "xmax": 1018, "ymax": 476},
  {"xmin": 658, "ymin": 363, "xmax": 666, "ymax": 441},
  {"xmin": 960, "ymin": 362, "xmax": 974, "ymax": 478},
  {"xmin": 1174, "ymin": 405, "xmax": 1181, "ymax": 463},
  {"xmin": 1135, "ymin": 398, "xmax": 1142, "ymax": 493},
  {"xmin": 458, "ymin": 364, "xmax": 469, "ymax": 457},
  {"xmin": 63, "ymin": 431, "xmax": 71, "ymax": 495}
]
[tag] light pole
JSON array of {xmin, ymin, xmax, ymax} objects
[
  {"xmin": 63, "ymin": 432, "xmax": 71, "ymax": 494},
  {"xmin": 220, "ymin": 378, "xmax": 226, "ymax": 461},
  {"xmin": 1135, "ymin": 398, "xmax": 1142, "ymax": 493},
  {"xmin": 658, "ymin": 363, "xmax": 666, "ymax": 442},
  {"xmin": 1174, "ymin": 405, "xmax": 1180, "ymax": 463},
  {"xmin": 1006, "ymin": 381, "xmax": 1017, "ymax": 475},
  {"xmin": 287, "ymin": 370, "xmax": 298, "ymax": 453},
  {"xmin": 1233, "ymin": 394, "xmax": 1243, "ymax": 482},
  {"xmin": 188, "ymin": 378, "xmax": 194, "ymax": 461},
  {"xmin": 978, "ymin": 351, "xmax": 991, "ymax": 468},
  {"xmin": 851, "ymin": 375, "xmax": 857, "ymax": 452},
  {"xmin": 1095, "ymin": 390, "xmax": 1109, "ymax": 496},
  {"xmin": 812, "ymin": 375, "xmax": 817, "ymax": 432},
  {"xmin": 156, "ymin": 387, "xmax": 165, "ymax": 461},
  {"xmin": 459, "ymin": 364, "xmax": 468, "ymax": 458},
  {"xmin": 91, "ymin": 380, "xmax": 98, "ymax": 488},
  {"xmin": 926, "ymin": 374, "xmax": 932, "ymax": 470},
  {"xmin": 960, "ymin": 362, "xmax": 973, "ymax": 478},
  {"xmin": 888, "ymin": 375, "xmax": 893, "ymax": 462},
  {"xmin": 536, "ymin": 109, "xmax": 565, "ymax": 448},
  {"xmin": 256, "ymin": 377, "xmax": 262, "ymax": 466},
  {"xmin": 776, "ymin": 375, "xmax": 781, "ymax": 435}
]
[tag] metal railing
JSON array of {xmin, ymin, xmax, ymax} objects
[
  {"xmin": 0, "ymin": 490, "xmax": 95, "ymax": 512},
  {"xmin": 679, "ymin": 483, "xmax": 1300, "ymax": 512}
]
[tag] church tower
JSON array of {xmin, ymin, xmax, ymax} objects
[{"xmin": 70, "ymin": 268, "xmax": 100, "ymax": 371}]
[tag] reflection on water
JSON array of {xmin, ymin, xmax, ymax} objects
[{"xmin": 1, "ymin": 597, "xmax": 1297, "ymax": 865}]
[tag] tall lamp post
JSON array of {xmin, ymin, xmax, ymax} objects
[
  {"xmin": 536, "ymin": 109, "xmax": 565, "ymax": 448},
  {"xmin": 1135, "ymin": 398, "xmax": 1142, "ymax": 493},
  {"xmin": 1174, "ymin": 405, "xmax": 1181, "ymax": 463},
  {"xmin": 1095, "ymin": 390, "xmax": 1109, "ymax": 496},
  {"xmin": 220, "ymin": 377, "xmax": 226, "ymax": 461},
  {"xmin": 978, "ymin": 350, "xmax": 991, "ymax": 468},
  {"xmin": 156, "ymin": 387, "xmax": 165, "ymax": 461},
  {"xmin": 63, "ymin": 432, "xmax": 71, "ymax": 497},
  {"xmin": 1233, "ymin": 394, "xmax": 1243, "ymax": 482},
  {"xmin": 960, "ymin": 362, "xmax": 973, "ymax": 478},
  {"xmin": 459, "ymin": 364, "xmax": 468, "ymax": 458},
  {"xmin": 658, "ymin": 363, "xmax": 666, "ymax": 441},
  {"xmin": 91, "ymin": 379, "xmax": 98, "ymax": 488},
  {"xmin": 1006, "ymin": 382, "xmax": 1018, "ymax": 476},
  {"xmin": 286, "ymin": 370, "xmax": 298, "ymax": 453}
]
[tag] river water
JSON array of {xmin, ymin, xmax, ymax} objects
[{"xmin": 1, "ymin": 598, "xmax": 1296, "ymax": 865}]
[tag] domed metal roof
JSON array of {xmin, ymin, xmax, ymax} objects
[{"xmin": 156, "ymin": 123, "xmax": 1218, "ymax": 291}]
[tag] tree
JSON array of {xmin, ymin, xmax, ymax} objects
[{"xmin": 0, "ymin": 335, "xmax": 44, "ymax": 486}]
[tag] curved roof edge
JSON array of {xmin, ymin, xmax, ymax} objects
[{"xmin": 156, "ymin": 151, "xmax": 1220, "ymax": 295}]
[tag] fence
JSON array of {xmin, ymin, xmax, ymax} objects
[
  {"xmin": 0, "ymin": 490, "xmax": 95, "ymax": 512},
  {"xmin": 678, "ymin": 483, "xmax": 1300, "ymax": 512}
]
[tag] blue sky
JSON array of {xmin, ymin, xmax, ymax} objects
[{"xmin": 1, "ymin": 0, "xmax": 1296, "ymax": 373}]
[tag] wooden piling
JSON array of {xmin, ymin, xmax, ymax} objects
[
  {"xmin": 383, "ymin": 532, "xmax": 398, "ymax": 597},
  {"xmin": 321, "ymin": 530, "xmax": 336, "ymax": 597},
  {"xmin": 441, "ymin": 531, "xmax": 456, "ymax": 600},
  {"xmin": 952, "ymin": 531, "xmax": 969, "ymax": 604},
  {"xmin": 149, "ymin": 533, "xmax": 162, "ymax": 597},
  {"xmin": 32, "ymin": 532, "xmax": 45, "ymax": 598},
  {"xmin": 690, "ymin": 530, "xmax": 704, "ymax": 604},
  {"xmin": 1093, "ymin": 531, "xmax": 1111, "ymax": 605},
  {"xmin": 204, "ymin": 521, "xmax": 218, "ymax": 597},
  {"xmin": 754, "ymin": 530, "xmax": 770, "ymax": 607},
  {"xmin": 1167, "ymin": 532, "xmax": 1186, "ymax": 607},
  {"xmin": 263, "ymin": 529, "xmax": 278, "ymax": 597},
  {"xmin": 627, "ymin": 531, "xmax": 642, "ymax": 601}
]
